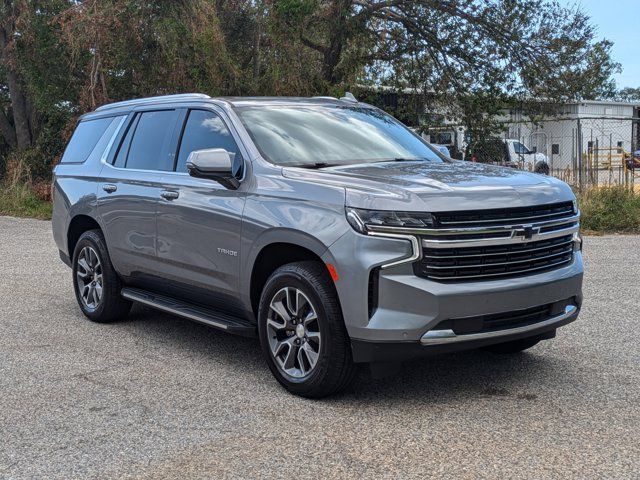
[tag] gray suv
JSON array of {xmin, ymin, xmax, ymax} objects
[{"xmin": 52, "ymin": 94, "xmax": 583, "ymax": 397}]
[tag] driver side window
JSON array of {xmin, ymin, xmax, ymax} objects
[
  {"xmin": 176, "ymin": 109, "xmax": 243, "ymax": 176},
  {"xmin": 513, "ymin": 142, "xmax": 530, "ymax": 155}
]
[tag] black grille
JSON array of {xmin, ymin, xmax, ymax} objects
[
  {"xmin": 433, "ymin": 201, "xmax": 575, "ymax": 228},
  {"xmin": 414, "ymin": 235, "xmax": 574, "ymax": 282},
  {"xmin": 433, "ymin": 301, "xmax": 567, "ymax": 335}
]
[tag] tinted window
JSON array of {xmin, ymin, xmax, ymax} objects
[
  {"xmin": 237, "ymin": 105, "xmax": 441, "ymax": 167},
  {"xmin": 60, "ymin": 117, "xmax": 114, "ymax": 163},
  {"xmin": 176, "ymin": 110, "xmax": 242, "ymax": 174},
  {"xmin": 513, "ymin": 142, "xmax": 531, "ymax": 154},
  {"xmin": 113, "ymin": 114, "xmax": 138, "ymax": 168},
  {"xmin": 125, "ymin": 110, "xmax": 178, "ymax": 171}
]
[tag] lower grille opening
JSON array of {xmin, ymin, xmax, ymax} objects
[{"xmin": 433, "ymin": 299, "xmax": 573, "ymax": 335}]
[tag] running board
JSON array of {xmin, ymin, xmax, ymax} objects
[{"xmin": 121, "ymin": 287, "xmax": 257, "ymax": 337}]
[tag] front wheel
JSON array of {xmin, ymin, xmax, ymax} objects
[
  {"xmin": 534, "ymin": 162, "xmax": 550, "ymax": 175},
  {"xmin": 258, "ymin": 261, "xmax": 356, "ymax": 398}
]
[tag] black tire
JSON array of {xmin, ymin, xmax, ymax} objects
[
  {"xmin": 534, "ymin": 162, "xmax": 550, "ymax": 175},
  {"xmin": 72, "ymin": 229, "xmax": 131, "ymax": 323},
  {"xmin": 483, "ymin": 337, "xmax": 541, "ymax": 354},
  {"xmin": 258, "ymin": 261, "xmax": 356, "ymax": 398}
]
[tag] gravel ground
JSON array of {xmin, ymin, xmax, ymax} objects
[{"xmin": 0, "ymin": 216, "xmax": 638, "ymax": 479}]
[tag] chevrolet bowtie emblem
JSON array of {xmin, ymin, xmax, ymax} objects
[{"xmin": 512, "ymin": 225, "xmax": 540, "ymax": 240}]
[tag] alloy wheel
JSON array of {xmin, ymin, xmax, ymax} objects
[
  {"xmin": 266, "ymin": 287, "xmax": 322, "ymax": 379},
  {"xmin": 76, "ymin": 246, "xmax": 103, "ymax": 310}
]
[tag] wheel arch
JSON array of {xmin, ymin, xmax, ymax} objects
[
  {"xmin": 246, "ymin": 230, "xmax": 336, "ymax": 318},
  {"xmin": 67, "ymin": 214, "xmax": 102, "ymax": 258}
]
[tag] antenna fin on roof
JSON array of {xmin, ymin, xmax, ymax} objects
[{"xmin": 340, "ymin": 92, "xmax": 357, "ymax": 102}]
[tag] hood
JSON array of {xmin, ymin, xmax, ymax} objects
[{"xmin": 282, "ymin": 160, "xmax": 574, "ymax": 212}]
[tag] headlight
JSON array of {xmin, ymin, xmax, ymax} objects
[{"xmin": 346, "ymin": 207, "xmax": 435, "ymax": 234}]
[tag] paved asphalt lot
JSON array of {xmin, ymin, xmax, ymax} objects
[{"xmin": 0, "ymin": 216, "xmax": 639, "ymax": 479}]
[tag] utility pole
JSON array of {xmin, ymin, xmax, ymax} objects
[{"xmin": 577, "ymin": 118, "xmax": 583, "ymax": 190}]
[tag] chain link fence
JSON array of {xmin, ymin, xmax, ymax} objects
[{"xmin": 423, "ymin": 116, "xmax": 640, "ymax": 190}]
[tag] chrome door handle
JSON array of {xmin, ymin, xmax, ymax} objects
[
  {"xmin": 160, "ymin": 190, "xmax": 179, "ymax": 200},
  {"xmin": 102, "ymin": 184, "xmax": 117, "ymax": 193}
]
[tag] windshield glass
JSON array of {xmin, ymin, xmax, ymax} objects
[{"xmin": 236, "ymin": 105, "xmax": 443, "ymax": 167}]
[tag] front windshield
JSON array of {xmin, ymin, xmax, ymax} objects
[{"xmin": 236, "ymin": 104, "xmax": 443, "ymax": 167}]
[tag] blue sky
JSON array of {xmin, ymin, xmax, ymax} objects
[{"xmin": 561, "ymin": 0, "xmax": 639, "ymax": 88}]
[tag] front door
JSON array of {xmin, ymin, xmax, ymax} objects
[{"xmin": 155, "ymin": 108, "xmax": 247, "ymax": 312}]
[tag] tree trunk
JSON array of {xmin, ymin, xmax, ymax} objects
[
  {"xmin": 0, "ymin": 109, "xmax": 17, "ymax": 149},
  {"xmin": 0, "ymin": 25, "xmax": 33, "ymax": 151},
  {"xmin": 6, "ymin": 70, "xmax": 32, "ymax": 150},
  {"xmin": 321, "ymin": 0, "xmax": 352, "ymax": 84}
]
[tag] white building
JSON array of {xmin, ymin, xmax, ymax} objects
[{"xmin": 504, "ymin": 100, "xmax": 639, "ymax": 172}]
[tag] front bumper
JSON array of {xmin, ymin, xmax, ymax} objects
[
  {"xmin": 324, "ymin": 229, "xmax": 583, "ymax": 362},
  {"xmin": 351, "ymin": 304, "xmax": 579, "ymax": 363}
]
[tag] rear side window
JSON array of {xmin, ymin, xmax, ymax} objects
[
  {"xmin": 176, "ymin": 110, "xmax": 242, "ymax": 175},
  {"xmin": 60, "ymin": 117, "xmax": 115, "ymax": 164},
  {"xmin": 122, "ymin": 110, "xmax": 179, "ymax": 171}
]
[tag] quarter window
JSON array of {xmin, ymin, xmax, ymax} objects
[
  {"xmin": 61, "ymin": 117, "xmax": 116, "ymax": 164},
  {"xmin": 176, "ymin": 110, "xmax": 242, "ymax": 175}
]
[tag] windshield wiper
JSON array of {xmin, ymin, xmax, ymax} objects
[
  {"xmin": 369, "ymin": 157, "xmax": 428, "ymax": 164},
  {"xmin": 295, "ymin": 162, "xmax": 336, "ymax": 169}
]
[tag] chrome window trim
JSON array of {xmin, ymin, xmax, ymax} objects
[
  {"xmin": 98, "ymin": 116, "xmax": 128, "ymax": 165},
  {"xmin": 99, "ymin": 105, "xmax": 249, "ymax": 183}
]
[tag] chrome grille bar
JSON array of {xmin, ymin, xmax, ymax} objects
[
  {"xmin": 420, "ymin": 224, "xmax": 579, "ymax": 249},
  {"xmin": 422, "ymin": 238, "xmax": 574, "ymax": 259}
]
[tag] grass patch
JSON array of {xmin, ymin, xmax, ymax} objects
[
  {"xmin": 0, "ymin": 181, "xmax": 52, "ymax": 220},
  {"xmin": 576, "ymin": 186, "xmax": 640, "ymax": 234}
]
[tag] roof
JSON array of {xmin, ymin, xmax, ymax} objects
[
  {"xmin": 92, "ymin": 93, "xmax": 360, "ymax": 114},
  {"xmin": 571, "ymin": 99, "xmax": 640, "ymax": 107}
]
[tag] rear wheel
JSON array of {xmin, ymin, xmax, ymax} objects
[
  {"xmin": 483, "ymin": 337, "xmax": 541, "ymax": 354},
  {"xmin": 258, "ymin": 261, "xmax": 356, "ymax": 398},
  {"xmin": 72, "ymin": 230, "xmax": 131, "ymax": 323}
]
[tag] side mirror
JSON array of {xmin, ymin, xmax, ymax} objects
[{"xmin": 186, "ymin": 148, "xmax": 240, "ymax": 189}]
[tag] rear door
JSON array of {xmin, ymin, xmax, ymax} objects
[
  {"xmin": 155, "ymin": 107, "xmax": 248, "ymax": 312},
  {"xmin": 97, "ymin": 109, "xmax": 182, "ymax": 279}
]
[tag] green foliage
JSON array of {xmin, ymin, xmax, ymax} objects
[
  {"xmin": 0, "ymin": 181, "xmax": 52, "ymax": 219},
  {"xmin": 274, "ymin": 0, "xmax": 319, "ymax": 19},
  {"xmin": 577, "ymin": 187, "xmax": 640, "ymax": 233}
]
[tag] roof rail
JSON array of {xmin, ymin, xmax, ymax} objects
[{"xmin": 95, "ymin": 93, "xmax": 211, "ymax": 112}]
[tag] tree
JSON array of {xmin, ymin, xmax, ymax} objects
[
  {"xmin": 0, "ymin": 0, "xmax": 625, "ymax": 182},
  {"xmin": 616, "ymin": 87, "xmax": 640, "ymax": 103}
]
